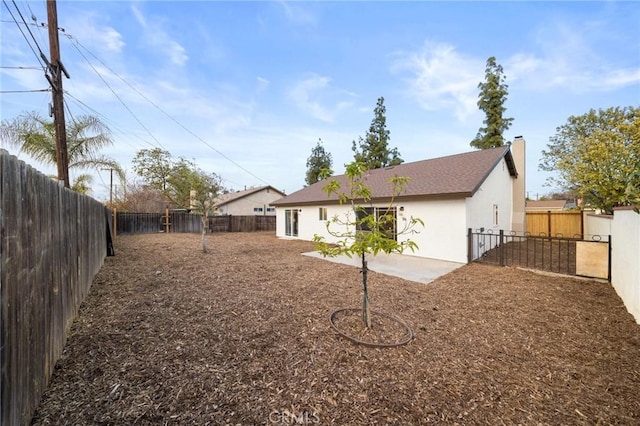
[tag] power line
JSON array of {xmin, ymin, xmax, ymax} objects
[
  {"xmin": 0, "ymin": 65, "xmax": 42, "ymax": 70},
  {"xmin": 65, "ymin": 34, "xmax": 269, "ymax": 186},
  {"xmin": 10, "ymin": 0, "xmax": 47, "ymax": 57},
  {"xmin": 64, "ymin": 92, "xmax": 163, "ymax": 150},
  {"xmin": 1, "ymin": 0, "xmax": 46, "ymax": 70},
  {"xmin": 0, "ymin": 88, "xmax": 49, "ymax": 93},
  {"xmin": 23, "ymin": 0, "xmax": 50, "ymax": 56},
  {"xmin": 64, "ymin": 38, "xmax": 166, "ymax": 150}
]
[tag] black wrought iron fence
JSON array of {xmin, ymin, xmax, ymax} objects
[{"xmin": 468, "ymin": 229, "xmax": 610, "ymax": 280}]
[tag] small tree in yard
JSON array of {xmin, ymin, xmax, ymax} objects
[
  {"xmin": 313, "ymin": 162, "xmax": 423, "ymax": 328},
  {"xmin": 190, "ymin": 171, "xmax": 224, "ymax": 253}
]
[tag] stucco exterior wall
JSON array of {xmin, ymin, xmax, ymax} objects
[
  {"xmin": 510, "ymin": 138, "xmax": 526, "ymax": 233},
  {"xmin": 217, "ymin": 188, "xmax": 282, "ymax": 216},
  {"xmin": 466, "ymin": 157, "xmax": 514, "ymax": 234},
  {"xmin": 398, "ymin": 198, "xmax": 467, "ymax": 263},
  {"xmin": 610, "ymin": 208, "xmax": 640, "ymax": 324},
  {"xmin": 276, "ymin": 200, "xmax": 468, "ymax": 263},
  {"xmin": 585, "ymin": 213, "xmax": 612, "ymax": 237}
]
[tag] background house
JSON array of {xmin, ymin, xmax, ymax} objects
[
  {"xmin": 271, "ymin": 138, "xmax": 526, "ymax": 264},
  {"xmin": 526, "ymin": 199, "xmax": 573, "ymax": 211},
  {"xmin": 214, "ymin": 185, "xmax": 285, "ymax": 216}
]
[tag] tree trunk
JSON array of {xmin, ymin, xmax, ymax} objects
[
  {"xmin": 201, "ymin": 216, "xmax": 208, "ymax": 253},
  {"xmin": 361, "ymin": 253, "xmax": 371, "ymax": 328}
]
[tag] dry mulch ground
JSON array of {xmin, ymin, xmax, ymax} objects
[{"xmin": 31, "ymin": 232, "xmax": 640, "ymax": 425}]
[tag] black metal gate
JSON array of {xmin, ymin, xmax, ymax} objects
[{"xmin": 467, "ymin": 229, "xmax": 611, "ymax": 280}]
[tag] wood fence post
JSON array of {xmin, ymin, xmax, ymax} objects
[
  {"xmin": 165, "ymin": 207, "xmax": 170, "ymax": 233},
  {"xmin": 467, "ymin": 228, "xmax": 472, "ymax": 263},
  {"xmin": 499, "ymin": 229, "xmax": 505, "ymax": 266}
]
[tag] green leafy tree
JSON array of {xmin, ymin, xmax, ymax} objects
[
  {"xmin": 313, "ymin": 162, "xmax": 423, "ymax": 329},
  {"xmin": 352, "ymin": 96, "xmax": 403, "ymax": 169},
  {"xmin": 132, "ymin": 149, "xmax": 213, "ymax": 209},
  {"xmin": 131, "ymin": 148, "xmax": 173, "ymax": 192},
  {"xmin": 168, "ymin": 158, "xmax": 205, "ymax": 208},
  {"xmin": 0, "ymin": 111, "xmax": 125, "ymax": 193},
  {"xmin": 470, "ymin": 57, "xmax": 514, "ymax": 149},
  {"xmin": 305, "ymin": 138, "xmax": 334, "ymax": 185},
  {"xmin": 540, "ymin": 106, "xmax": 640, "ymax": 214}
]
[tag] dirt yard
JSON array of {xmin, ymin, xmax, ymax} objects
[{"xmin": 31, "ymin": 233, "xmax": 639, "ymax": 425}]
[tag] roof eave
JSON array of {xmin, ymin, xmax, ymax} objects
[
  {"xmin": 271, "ymin": 191, "xmax": 473, "ymax": 207},
  {"xmin": 469, "ymin": 146, "xmax": 517, "ymax": 196}
]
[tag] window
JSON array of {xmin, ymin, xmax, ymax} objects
[
  {"xmin": 266, "ymin": 207, "xmax": 275, "ymax": 212},
  {"xmin": 354, "ymin": 206, "xmax": 397, "ymax": 240},
  {"xmin": 319, "ymin": 207, "xmax": 327, "ymax": 221},
  {"xmin": 254, "ymin": 207, "xmax": 263, "ymax": 213},
  {"xmin": 493, "ymin": 204, "xmax": 499, "ymax": 226}
]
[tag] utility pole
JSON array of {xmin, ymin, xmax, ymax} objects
[
  {"xmin": 102, "ymin": 168, "xmax": 114, "ymax": 205},
  {"xmin": 46, "ymin": 0, "xmax": 70, "ymax": 188}
]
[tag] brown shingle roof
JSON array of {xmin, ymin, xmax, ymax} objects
[
  {"xmin": 525, "ymin": 200, "xmax": 568, "ymax": 210},
  {"xmin": 214, "ymin": 185, "xmax": 285, "ymax": 207},
  {"xmin": 272, "ymin": 146, "xmax": 517, "ymax": 206}
]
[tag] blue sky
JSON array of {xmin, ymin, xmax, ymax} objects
[{"xmin": 1, "ymin": 1, "xmax": 639, "ymax": 202}]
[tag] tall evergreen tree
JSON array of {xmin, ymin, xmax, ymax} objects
[
  {"xmin": 305, "ymin": 138, "xmax": 334, "ymax": 185},
  {"xmin": 352, "ymin": 96, "xmax": 403, "ymax": 168},
  {"xmin": 470, "ymin": 57, "xmax": 514, "ymax": 149}
]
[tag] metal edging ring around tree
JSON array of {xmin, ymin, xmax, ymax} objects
[{"xmin": 329, "ymin": 308, "xmax": 414, "ymax": 348}]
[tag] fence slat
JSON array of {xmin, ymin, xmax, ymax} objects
[
  {"xmin": 526, "ymin": 211, "xmax": 583, "ymax": 237},
  {"xmin": 1, "ymin": 150, "xmax": 107, "ymax": 426},
  {"xmin": 116, "ymin": 212, "xmax": 276, "ymax": 234}
]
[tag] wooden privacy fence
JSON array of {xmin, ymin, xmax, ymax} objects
[
  {"xmin": 114, "ymin": 211, "xmax": 276, "ymax": 234},
  {"xmin": 114, "ymin": 211, "xmax": 201, "ymax": 234},
  {"xmin": 1, "ymin": 150, "xmax": 109, "ymax": 426},
  {"xmin": 209, "ymin": 215, "xmax": 276, "ymax": 233},
  {"xmin": 526, "ymin": 210, "xmax": 583, "ymax": 237}
]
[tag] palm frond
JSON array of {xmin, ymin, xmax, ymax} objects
[
  {"xmin": 71, "ymin": 173, "xmax": 94, "ymax": 195},
  {"xmin": 72, "ymin": 156, "xmax": 126, "ymax": 184}
]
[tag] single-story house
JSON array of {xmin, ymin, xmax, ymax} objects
[
  {"xmin": 525, "ymin": 199, "xmax": 574, "ymax": 211},
  {"xmin": 214, "ymin": 185, "xmax": 285, "ymax": 216},
  {"xmin": 271, "ymin": 138, "xmax": 526, "ymax": 264}
]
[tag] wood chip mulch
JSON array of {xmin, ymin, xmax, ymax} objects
[{"xmin": 31, "ymin": 232, "xmax": 640, "ymax": 425}]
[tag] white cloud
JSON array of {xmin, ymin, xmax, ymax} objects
[
  {"xmin": 60, "ymin": 10, "xmax": 125, "ymax": 55},
  {"xmin": 391, "ymin": 41, "xmax": 482, "ymax": 122},
  {"xmin": 256, "ymin": 77, "xmax": 270, "ymax": 93},
  {"xmin": 288, "ymin": 74, "xmax": 354, "ymax": 123},
  {"xmin": 100, "ymin": 28, "xmax": 125, "ymax": 53},
  {"xmin": 601, "ymin": 69, "xmax": 640, "ymax": 89},
  {"xmin": 130, "ymin": 4, "xmax": 188, "ymax": 67},
  {"xmin": 507, "ymin": 20, "xmax": 640, "ymax": 93},
  {"xmin": 276, "ymin": 0, "xmax": 317, "ymax": 26}
]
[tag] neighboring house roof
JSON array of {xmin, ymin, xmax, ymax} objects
[
  {"xmin": 214, "ymin": 185, "xmax": 285, "ymax": 207},
  {"xmin": 272, "ymin": 146, "xmax": 517, "ymax": 207},
  {"xmin": 525, "ymin": 200, "xmax": 568, "ymax": 211}
]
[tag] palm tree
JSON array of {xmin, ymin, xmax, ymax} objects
[{"xmin": 0, "ymin": 111, "xmax": 125, "ymax": 194}]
